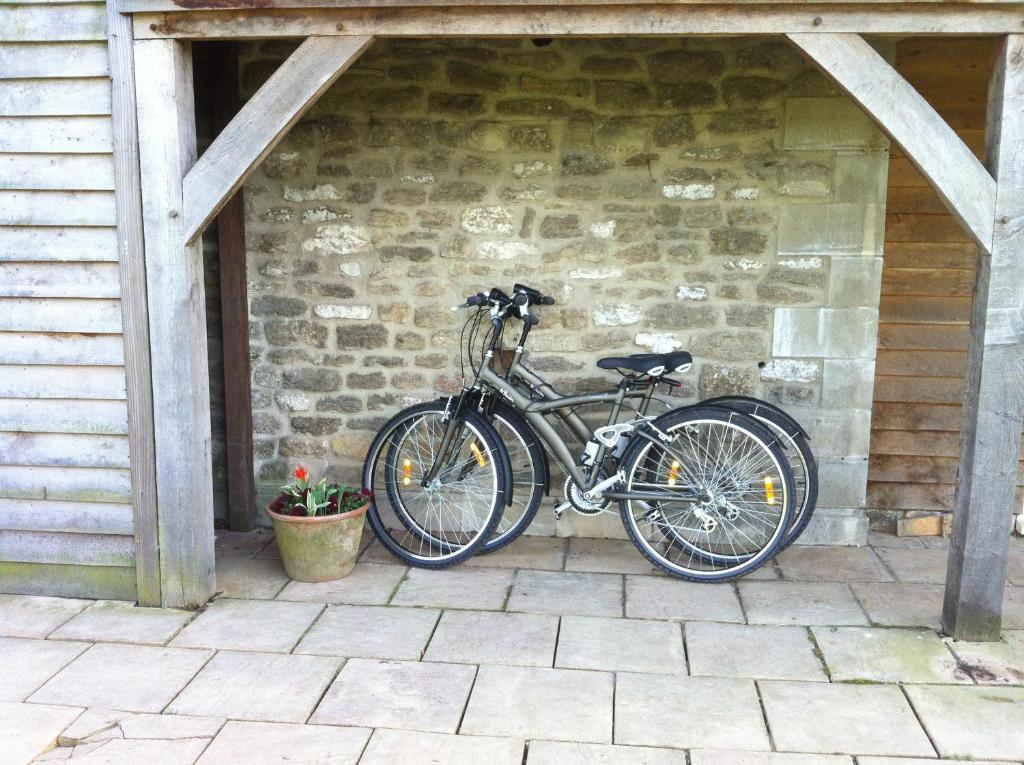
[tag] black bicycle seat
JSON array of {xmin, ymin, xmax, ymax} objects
[{"xmin": 596, "ymin": 351, "xmax": 693, "ymax": 377}]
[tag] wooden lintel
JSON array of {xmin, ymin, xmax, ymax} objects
[
  {"xmin": 182, "ymin": 35, "xmax": 373, "ymax": 244},
  {"xmin": 787, "ymin": 33, "xmax": 997, "ymax": 254},
  {"xmin": 133, "ymin": 5, "xmax": 1024, "ymax": 40}
]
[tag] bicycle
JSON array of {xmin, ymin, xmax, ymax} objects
[{"xmin": 362, "ymin": 283, "xmax": 798, "ymax": 581}]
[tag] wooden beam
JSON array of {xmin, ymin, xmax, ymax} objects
[
  {"xmin": 787, "ymin": 33, "xmax": 997, "ymax": 253},
  {"xmin": 943, "ymin": 35, "xmax": 1024, "ymax": 641},
  {"xmin": 134, "ymin": 38, "xmax": 215, "ymax": 609},
  {"xmin": 182, "ymin": 35, "xmax": 372, "ymax": 244},
  {"xmin": 106, "ymin": 3, "xmax": 161, "ymax": 607},
  {"xmin": 133, "ymin": 5, "xmax": 1024, "ymax": 40}
]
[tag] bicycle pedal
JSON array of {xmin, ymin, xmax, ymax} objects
[{"xmin": 553, "ymin": 500, "xmax": 571, "ymax": 520}]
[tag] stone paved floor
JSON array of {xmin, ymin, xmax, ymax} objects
[{"xmin": 3, "ymin": 531, "xmax": 1024, "ymax": 764}]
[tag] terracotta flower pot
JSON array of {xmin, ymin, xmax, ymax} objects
[{"xmin": 266, "ymin": 503, "xmax": 369, "ymax": 582}]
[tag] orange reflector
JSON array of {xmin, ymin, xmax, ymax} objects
[
  {"xmin": 402, "ymin": 459, "xmax": 412, "ymax": 486},
  {"xmin": 470, "ymin": 442, "xmax": 487, "ymax": 467},
  {"xmin": 668, "ymin": 460, "xmax": 681, "ymax": 486},
  {"xmin": 764, "ymin": 476, "xmax": 776, "ymax": 505}
]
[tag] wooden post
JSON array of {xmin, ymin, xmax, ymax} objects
[
  {"xmin": 133, "ymin": 38, "xmax": 215, "ymax": 608},
  {"xmin": 211, "ymin": 42, "xmax": 257, "ymax": 531},
  {"xmin": 943, "ymin": 35, "xmax": 1024, "ymax": 641}
]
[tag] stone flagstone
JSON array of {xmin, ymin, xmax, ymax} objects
[
  {"xmin": 167, "ymin": 651, "xmax": 340, "ymax": 723},
  {"xmin": 944, "ymin": 632, "xmax": 1024, "ymax": 684},
  {"xmin": 423, "ymin": 610, "xmax": 558, "ymax": 667},
  {"xmin": 196, "ymin": 720, "xmax": 370, "ymax": 764},
  {"xmin": 309, "ymin": 658, "xmax": 476, "ymax": 733},
  {"xmin": 686, "ymin": 623, "xmax": 827, "ymax": 681},
  {"xmin": 760, "ymin": 680, "xmax": 935, "ymax": 757},
  {"xmin": 564, "ymin": 538, "xmax": 654, "ymax": 575},
  {"xmin": 59, "ymin": 708, "xmax": 224, "ymax": 744},
  {"xmin": 508, "ymin": 570, "xmax": 623, "ymax": 618},
  {"xmin": 691, "ymin": 752, "xmax": 853, "ymax": 765},
  {"xmin": 626, "ymin": 575, "xmax": 744, "ymax": 622},
  {"xmin": 872, "ymin": 547, "xmax": 948, "ymax": 584},
  {"xmin": 29, "ymin": 643, "xmax": 211, "ymax": 713},
  {"xmin": 904, "ymin": 685, "xmax": 1024, "ymax": 761},
  {"xmin": 849, "ymin": 583, "xmax": 943, "ymax": 628},
  {"xmin": 214, "ymin": 556, "xmax": 290, "ymax": 599},
  {"xmin": 740, "ymin": 582, "xmax": 868, "ymax": 626},
  {"xmin": 461, "ymin": 665, "xmax": 613, "ymax": 743},
  {"xmin": 0, "ymin": 701, "xmax": 82, "ymax": 765},
  {"xmin": 812, "ymin": 626, "xmax": 969, "ymax": 683},
  {"xmin": 294, "ymin": 604, "xmax": 439, "ymax": 660},
  {"xmin": 464, "ymin": 535, "xmax": 566, "ymax": 571},
  {"xmin": 555, "ymin": 615, "xmax": 685, "ymax": 675},
  {"xmin": 858, "ymin": 759, "xmax": 1006, "ymax": 765},
  {"xmin": 615, "ymin": 674, "xmax": 770, "ymax": 751},
  {"xmin": 527, "ymin": 741, "xmax": 685, "ymax": 764},
  {"xmin": 391, "ymin": 567, "xmax": 513, "ymax": 611},
  {"xmin": 214, "ymin": 528, "xmax": 274, "ymax": 558},
  {"xmin": 776, "ymin": 545, "xmax": 892, "ymax": 583},
  {"xmin": 359, "ymin": 729, "xmax": 524, "ymax": 765},
  {"xmin": 0, "ymin": 595, "xmax": 91, "ymax": 639},
  {"xmin": 46, "ymin": 737, "xmax": 211, "ymax": 764},
  {"xmin": 50, "ymin": 600, "xmax": 194, "ymax": 645},
  {"xmin": 170, "ymin": 598, "xmax": 323, "ymax": 653},
  {"xmin": 277, "ymin": 563, "xmax": 406, "ymax": 606},
  {"xmin": 0, "ymin": 638, "xmax": 88, "ymax": 702}
]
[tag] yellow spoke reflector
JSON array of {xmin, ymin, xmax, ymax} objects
[
  {"xmin": 402, "ymin": 459, "xmax": 412, "ymax": 486},
  {"xmin": 764, "ymin": 476, "xmax": 776, "ymax": 505},
  {"xmin": 668, "ymin": 460, "xmax": 681, "ymax": 486},
  {"xmin": 470, "ymin": 442, "xmax": 487, "ymax": 467}
]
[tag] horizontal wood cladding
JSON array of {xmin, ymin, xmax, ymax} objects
[
  {"xmin": 0, "ymin": 4, "xmax": 107, "ymax": 43},
  {"xmin": 0, "ymin": 42, "xmax": 110, "ymax": 78},
  {"xmin": 0, "ymin": 561, "xmax": 136, "ymax": 600},
  {"xmin": 0, "ymin": 432, "xmax": 131, "ymax": 469},
  {"xmin": 0, "ymin": 78, "xmax": 112, "ymax": 117},
  {"xmin": 0, "ymin": 498, "xmax": 133, "ymax": 536},
  {"xmin": 0, "ymin": 190, "xmax": 116, "ymax": 226},
  {"xmin": 0, "ymin": 529, "xmax": 134, "ymax": 566},
  {"xmin": 0, "ymin": 465, "xmax": 131, "ymax": 503},
  {"xmin": 0, "ymin": 333, "xmax": 125, "ymax": 365},
  {"xmin": 0, "ymin": 155, "xmax": 115, "ymax": 191},
  {"xmin": 0, "ymin": 366, "xmax": 127, "ymax": 399},
  {"xmin": 0, "ymin": 298, "xmax": 124, "ymax": 333},
  {"xmin": 0, "ymin": 399, "xmax": 129, "ymax": 434},
  {"xmin": 0, "ymin": 117, "xmax": 113, "ymax": 154},
  {"xmin": 0, "ymin": 226, "xmax": 117, "ymax": 261}
]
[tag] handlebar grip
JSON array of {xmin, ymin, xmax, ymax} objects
[
  {"xmin": 465, "ymin": 293, "xmax": 488, "ymax": 307},
  {"xmin": 537, "ymin": 295, "xmax": 556, "ymax": 306}
]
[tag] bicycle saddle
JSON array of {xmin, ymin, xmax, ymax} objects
[{"xmin": 596, "ymin": 351, "xmax": 693, "ymax": 377}]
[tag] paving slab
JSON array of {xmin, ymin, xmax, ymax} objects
[
  {"xmin": 465, "ymin": 536, "xmax": 566, "ymax": 571},
  {"xmin": 45, "ymin": 737, "xmax": 210, "ymax": 764},
  {"xmin": 849, "ymin": 582, "xmax": 943, "ymax": 628},
  {"xmin": 214, "ymin": 557, "xmax": 290, "ymax": 599},
  {"xmin": 169, "ymin": 598, "xmax": 322, "ymax": 653},
  {"xmin": 507, "ymin": 570, "xmax": 622, "ymax": 617},
  {"xmin": 59, "ymin": 708, "xmax": 223, "ymax": 744},
  {"xmin": 555, "ymin": 615, "xmax": 685, "ymax": 675},
  {"xmin": 905, "ymin": 684, "xmax": 1024, "ymax": 760},
  {"xmin": 309, "ymin": 658, "xmax": 475, "ymax": 733},
  {"xmin": 526, "ymin": 740, "xmax": 684, "ymax": 764},
  {"xmin": 867, "ymin": 531, "xmax": 925, "ymax": 548},
  {"xmin": 423, "ymin": 610, "xmax": 557, "ymax": 667},
  {"xmin": 1004, "ymin": 585, "xmax": 1024, "ymax": 629},
  {"xmin": 29, "ymin": 643, "xmax": 211, "ymax": 713},
  {"xmin": 1008, "ymin": 549, "xmax": 1024, "ymax": 586},
  {"xmin": 0, "ymin": 701, "xmax": 82, "ymax": 765},
  {"xmin": 615, "ymin": 673, "xmax": 769, "ymax": 751},
  {"xmin": 214, "ymin": 528, "xmax": 274, "ymax": 558},
  {"xmin": 872, "ymin": 547, "xmax": 948, "ymax": 584},
  {"xmin": 945, "ymin": 632, "xmax": 1024, "ymax": 683},
  {"xmin": 0, "ymin": 638, "xmax": 89, "ymax": 702},
  {"xmin": 691, "ymin": 752, "xmax": 853, "ymax": 765},
  {"xmin": 295, "ymin": 604, "xmax": 438, "ymax": 660},
  {"xmin": 776, "ymin": 546, "xmax": 892, "ymax": 583},
  {"xmin": 760, "ymin": 680, "xmax": 934, "ymax": 757},
  {"xmin": 564, "ymin": 538, "xmax": 654, "ymax": 575},
  {"xmin": 0, "ymin": 595, "xmax": 91, "ymax": 639},
  {"xmin": 626, "ymin": 576, "xmax": 743, "ymax": 623},
  {"xmin": 740, "ymin": 582, "xmax": 868, "ymax": 626},
  {"xmin": 357, "ymin": 541, "xmax": 402, "ymax": 565},
  {"xmin": 461, "ymin": 665, "xmax": 613, "ymax": 743},
  {"xmin": 276, "ymin": 563, "xmax": 406, "ymax": 606},
  {"xmin": 812, "ymin": 626, "xmax": 969, "ymax": 683},
  {"xmin": 196, "ymin": 720, "xmax": 369, "ymax": 764},
  {"xmin": 360, "ymin": 729, "xmax": 523, "ymax": 765},
  {"xmin": 167, "ymin": 650, "xmax": 340, "ymax": 723},
  {"xmin": 49, "ymin": 601, "xmax": 194, "ymax": 646},
  {"xmin": 391, "ymin": 568, "xmax": 513, "ymax": 611},
  {"xmin": 686, "ymin": 623, "xmax": 826, "ymax": 681},
  {"xmin": 858, "ymin": 759, "xmax": 1007, "ymax": 765}
]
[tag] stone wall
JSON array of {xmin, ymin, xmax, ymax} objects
[{"xmin": 239, "ymin": 37, "xmax": 889, "ymax": 541}]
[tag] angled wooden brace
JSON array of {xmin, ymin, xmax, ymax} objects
[{"xmin": 182, "ymin": 34, "xmax": 374, "ymax": 244}]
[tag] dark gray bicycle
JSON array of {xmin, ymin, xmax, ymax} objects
[{"xmin": 362, "ymin": 284, "xmax": 797, "ymax": 581}]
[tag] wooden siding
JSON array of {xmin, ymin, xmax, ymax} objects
[
  {"xmin": 868, "ymin": 37, "xmax": 1024, "ymax": 517},
  {"xmin": 0, "ymin": 0, "xmax": 136, "ymax": 600}
]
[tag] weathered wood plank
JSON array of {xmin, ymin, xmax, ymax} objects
[
  {"xmin": 0, "ymin": 42, "xmax": 109, "ymax": 78},
  {"xmin": 0, "ymin": 298, "xmax": 123, "ymax": 333},
  {"xmin": 885, "ymin": 213, "xmax": 971, "ymax": 244},
  {"xmin": 183, "ymin": 35, "xmax": 373, "ymax": 243},
  {"xmin": 0, "ymin": 4, "xmax": 107, "ymax": 42},
  {"xmin": 0, "ymin": 262, "xmax": 121, "ymax": 298},
  {"xmin": 879, "ymin": 295, "xmax": 972, "ymax": 323},
  {"xmin": 787, "ymin": 33, "xmax": 996, "ymax": 253},
  {"xmin": 0, "ymin": 530, "xmax": 134, "ymax": 567},
  {"xmin": 114, "ymin": 0, "xmax": 1024, "ymax": 10},
  {"xmin": 0, "ymin": 79, "xmax": 111, "ymax": 117},
  {"xmin": 0, "ymin": 465, "xmax": 131, "ymax": 503},
  {"xmin": 0, "ymin": 498, "xmax": 133, "ymax": 536},
  {"xmin": 0, "ymin": 117, "xmax": 112, "ymax": 154},
  {"xmin": 944, "ymin": 35, "xmax": 1024, "ymax": 641},
  {"xmin": 0, "ymin": 398, "xmax": 128, "ymax": 434},
  {"xmin": 0, "ymin": 154, "xmax": 115, "ymax": 191},
  {"xmin": 868, "ymin": 481, "xmax": 953, "ymax": 512},
  {"xmin": 875, "ymin": 349, "xmax": 967, "ymax": 377},
  {"xmin": 132, "ymin": 5, "xmax": 1024, "ymax": 39},
  {"xmin": 0, "ymin": 226, "xmax": 117, "ymax": 262},
  {"xmin": 0, "ymin": 191, "xmax": 116, "ymax": 227},
  {"xmin": 0, "ymin": 433, "xmax": 130, "ymax": 469},
  {"xmin": 880, "ymin": 268, "xmax": 974, "ymax": 297},
  {"xmin": 871, "ymin": 402, "xmax": 963, "ymax": 431},
  {"xmin": 877, "ymin": 323, "xmax": 969, "ymax": 351},
  {"xmin": 882, "ymin": 241, "xmax": 977, "ymax": 269},
  {"xmin": 870, "ymin": 454, "xmax": 1024, "ymax": 484},
  {"xmin": 135, "ymin": 38, "xmax": 214, "ymax": 609},
  {"xmin": 0, "ymin": 561, "xmax": 136, "ymax": 600},
  {"xmin": 872, "ymin": 374, "xmax": 964, "ymax": 405},
  {"xmin": 107, "ymin": 0, "xmax": 160, "ymax": 605},
  {"xmin": 870, "ymin": 429, "xmax": 963, "ymax": 457},
  {"xmin": 0, "ymin": 365, "xmax": 126, "ymax": 399}
]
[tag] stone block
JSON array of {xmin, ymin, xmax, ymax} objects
[
  {"xmin": 686, "ymin": 622, "xmax": 827, "ymax": 681},
  {"xmin": 828, "ymin": 256, "xmax": 883, "ymax": 308},
  {"xmin": 170, "ymin": 598, "xmax": 322, "ymax": 653},
  {"xmin": 739, "ymin": 581, "xmax": 868, "ymax": 626},
  {"xmin": 834, "ymin": 150, "xmax": 889, "ymax": 204},
  {"xmin": 392, "ymin": 567, "xmax": 513, "ymax": 611},
  {"xmin": 626, "ymin": 575, "xmax": 743, "ymax": 622},
  {"xmin": 784, "ymin": 98, "xmax": 886, "ymax": 150},
  {"xmin": 555, "ymin": 615, "xmax": 685, "ymax": 674},
  {"xmin": 777, "ymin": 203, "xmax": 884, "ymax": 256},
  {"xmin": 771, "ymin": 307, "xmax": 878, "ymax": 359},
  {"xmin": 424, "ymin": 610, "xmax": 558, "ymax": 667},
  {"xmin": 821, "ymin": 358, "xmax": 876, "ymax": 409},
  {"xmin": 277, "ymin": 562, "xmax": 407, "ymax": 606},
  {"xmin": 507, "ymin": 570, "xmax": 623, "ymax": 617},
  {"xmin": 792, "ymin": 506, "xmax": 869, "ymax": 546},
  {"xmin": 197, "ymin": 721, "xmax": 369, "ymax": 765},
  {"xmin": 295, "ymin": 605, "xmax": 439, "ymax": 660},
  {"xmin": 778, "ymin": 545, "xmax": 889, "ymax": 582},
  {"xmin": 816, "ymin": 458, "xmax": 869, "ymax": 507}
]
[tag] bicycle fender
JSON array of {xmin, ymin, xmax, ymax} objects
[{"xmin": 701, "ymin": 395, "xmax": 810, "ymax": 440}]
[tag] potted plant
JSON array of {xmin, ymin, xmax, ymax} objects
[{"xmin": 266, "ymin": 466, "xmax": 372, "ymax": 582}]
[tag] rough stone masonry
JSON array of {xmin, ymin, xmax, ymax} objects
[{"xmin": 238, "ymin": 37, "xmax": 889, "ymax": 541}]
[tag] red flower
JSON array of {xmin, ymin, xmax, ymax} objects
[{"xmin": 294, "ymin": 466, "xmax": 309, "ymax": 481}]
